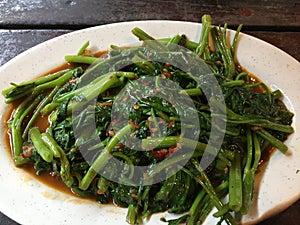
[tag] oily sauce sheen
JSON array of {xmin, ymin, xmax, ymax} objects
[{"xmin": 3, "ymin": 59, "xmax": 275, "ymax": 198}]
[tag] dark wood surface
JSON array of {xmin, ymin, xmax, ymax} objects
[{"xmin": 0, "ymin": 0, "xmax": 299, "ymax": 224}]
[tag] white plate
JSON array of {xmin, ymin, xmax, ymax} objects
[{"xmin": 0, "ymin": 21, "xmax": 299, "ymax": 225}]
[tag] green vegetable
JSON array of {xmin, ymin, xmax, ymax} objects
[
  {"xmin": 2, "ymin": 14, "xmax": 294, "ymax": 225},
  {"xmin": 79, "ymin": 124, "xmax": 134, "ymax": 190},
  {"xmin": 29, "ymin": 128, "xmax": 53, "ymax": 163},
  {"xmin": 41, "ymin": 132, "xmax": 74, "ymax": 187}
]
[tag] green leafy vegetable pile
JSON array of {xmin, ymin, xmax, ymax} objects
[{"xmin": 2, "ymin": 15, "xmax": 294, "ymax": 225}]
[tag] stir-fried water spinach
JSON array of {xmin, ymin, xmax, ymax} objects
[{"xmin": 2, "ymin": 15, "xmax": 294, "ymax": 225}]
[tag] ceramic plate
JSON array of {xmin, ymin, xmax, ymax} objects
[{"xmin": 0, "ymin": 21, "xmax": 299, "ymax": 225}]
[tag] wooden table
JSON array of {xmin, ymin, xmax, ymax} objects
[{"xmin": 0, "ymin": 1, "xmax": 299, "ymax": 224}]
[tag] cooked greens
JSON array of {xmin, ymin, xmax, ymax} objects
[{"xmin": 2, "ymin": 15, "xmax": 294, "ymax": 225}]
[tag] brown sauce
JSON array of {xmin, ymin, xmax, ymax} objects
[{"xmin": 3, "ymin": 58, "xmax": 275, "ymax": 197}]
